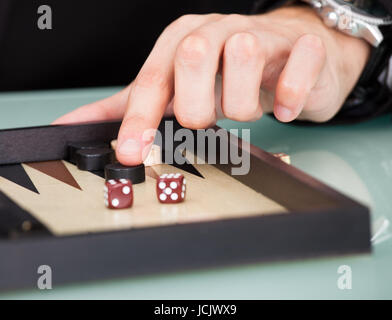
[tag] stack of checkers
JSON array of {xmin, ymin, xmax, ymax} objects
[{"xmin": 67, "ymin": 140, "xmax": 148, "ymax": 184}]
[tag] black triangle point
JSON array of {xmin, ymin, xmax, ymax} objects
[
  {"xmin": 170, "ymin": 151, "xmax": 204, "ymax": 179},
  {"xmin": 0, "ymin": 164, "xmax": 39, "ymax": 194}
]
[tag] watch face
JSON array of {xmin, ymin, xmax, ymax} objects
[{"xmin": 334, "ymin": 0, "xmax": 390, "ymax": 18}]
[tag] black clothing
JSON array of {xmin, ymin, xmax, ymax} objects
[{"xmin": 0, "ymin": 0, "xmax": 253, "ymax": 91}]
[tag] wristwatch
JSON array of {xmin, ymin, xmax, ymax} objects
[{"xmin": 301, "ymin": 0, "xmax": 392, "ymax": 47}]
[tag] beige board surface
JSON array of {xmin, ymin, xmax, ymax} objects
[{"xmin": 0, "ymin": 161, "xmax": 288, "ymax": 236}]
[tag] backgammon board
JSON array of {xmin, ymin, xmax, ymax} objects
[{"xmin": 0, "ymin": 119, "xmax": 371, "ymax": 290}]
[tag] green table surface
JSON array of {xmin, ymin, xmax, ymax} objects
[{"xmin": 0, "ymin": 87, "xmax": 391, "ymax": 300}]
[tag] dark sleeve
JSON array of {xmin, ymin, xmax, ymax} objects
[
  {"xmin": 0, "ymin": 0, "xmax": 253, "ymax": 92},
  {"xmin": 379, "ymin": 0, "xmax": 392, "ymax": 15}
]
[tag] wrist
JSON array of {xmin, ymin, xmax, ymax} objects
[{"xmin": 263, "ymin": 5, "xmax": 371, "ymax": 97}]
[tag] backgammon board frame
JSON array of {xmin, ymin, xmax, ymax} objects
[{"xmin": 0, "ymin": 119, "xmax": 371, "ymax": 290}]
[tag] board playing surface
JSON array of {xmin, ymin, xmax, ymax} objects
[
  {"xmin": 0, "ymin": 120, "xmax": 371, "ymax": 291},
  {"xmin": 0, "ymin": 154, "xmax": 287, "ymax": 236}
]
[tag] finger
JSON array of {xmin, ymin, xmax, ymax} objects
[
  {"xmin": 274, "ymin": 34, "xmax": 326, "ymax": 122},
  {"xmin": 117, "ymin": 14, "xmax": 219, "ymax": 165},
  {"xmin": 174, "ymin": 15, "xmax": 252, "ymax": 129},
  {"xmin": 222, "ymin": 32, "xmax": 264, "ymax": 122},
  {"xmin": 52, "ymin": 85, "xmax": 131, "ymax": 124}
]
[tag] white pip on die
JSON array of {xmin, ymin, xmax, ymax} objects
[
  {"xmin": 104, "ymin": 179, "xmax": 133, "ymax": 209},
  {"xmin": 156, "ymin": 173, "xmax": 186, "ymax": 203}
]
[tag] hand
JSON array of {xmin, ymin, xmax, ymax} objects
[{"xmin": 53, "ymin": 6, "xmax": 370, "ymax": 165}]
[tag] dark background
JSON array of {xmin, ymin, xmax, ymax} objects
[{"xmin": 0, "ymin": 0, "xmax": 254, "ymax": 91}]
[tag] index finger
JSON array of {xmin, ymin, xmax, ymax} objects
[{"xmin": 116, "ymin": 14, "xmax": 219, "ymax": 165}]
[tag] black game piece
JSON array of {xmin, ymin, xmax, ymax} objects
[
  {"xmin": 68, "ymin": 141, "xmax": 109, "ymax": 164},
  {"xmin": 105, "ymin": 163, "xmax": 145, "ymax": 184},
  {"xmin": 75, "ymin": 148, "xmax": 114, "ymax": 171}
]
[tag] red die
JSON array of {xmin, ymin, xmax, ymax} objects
[
  {"xmin": 104, "ymin": 179, "xmax": 133, "ymax": 209},
  {"xmin": 156, "ymin": 173, "xmax": 186, "ymax": 203}
]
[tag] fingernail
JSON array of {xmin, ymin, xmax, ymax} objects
[
  {"xmin": 276, "ymin": 105, "xmax": 294, "ymax": 122},
  {"xmin": 118, "ymin": 139, "xmax": 141, "ymax": 155}
]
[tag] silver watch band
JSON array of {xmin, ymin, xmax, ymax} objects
[{"xmin": 301, "ymin": 0, "xmax": 392, "ymax": 46}]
